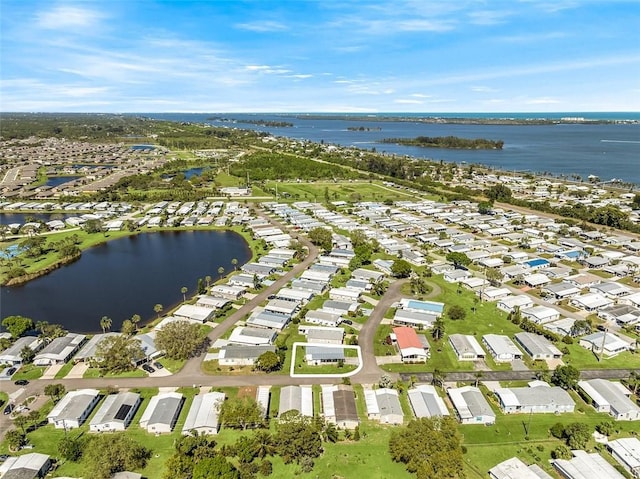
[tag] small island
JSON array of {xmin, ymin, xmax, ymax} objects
[
  {"xmin": 380, "ymin": 135, "xmax": 504, "ymax": 149},
  {"xmin": 347, "ymin": 126, "xmax": 382, "ymax": 131},
  {"xmin": 207, "ymin": 116, "xmax": 293, "ymax": 127}
]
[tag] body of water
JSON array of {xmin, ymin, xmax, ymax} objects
[
  {"xmin": 144, "ymin": 112, "xmax": 640, "ymax": 185},
  {"xmin": 0, "ymin": 230, "xmax": 251, "ymax": 333},
  {"xmin": 45, "ymin": 176, "xmax": 80, "ymax": 187}
]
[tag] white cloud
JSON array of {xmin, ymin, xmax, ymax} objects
[
  {"xmin": 235, "ymin": 20, "xmax": 288, "ymax": 32},
  {"xmin": 394, "ymin": 99, "xmax": 423, "ymax": 104},
  {"xmin": 410, "ymin": 93, "xmax": 432, "ymax": 98},
  {"xmin": 35, "ymin": 4, "xmax": 106, "ymax": 30},
  {"xmin": 471, "ymin": 86, "xmax": 499, "ymax": 93}
]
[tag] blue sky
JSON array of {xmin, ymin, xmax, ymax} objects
[{"xmin": 1, "ymin": 0, "xmax": 639, "ymax": 112}]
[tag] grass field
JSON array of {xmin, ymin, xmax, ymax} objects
[
  {"xmin": 12, "ymin": 364, "xmax": 44, "ymax": 381},
  {"xmin": 263, "ymin": 180, "xmax": 432, "ymax": 204}
]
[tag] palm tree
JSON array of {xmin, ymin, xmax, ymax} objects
[
  {"xmin": 100, "ymin": 316, "xmax": 112, "ymax": 334},
  {"xmin": 321, "ymin": 421, "xmax": 338, "ymax": 443},
  {"xmin": 181, "ymin": 286, "xmax": 188, "ymax": 302},
  {"xmin": 35, "ymin": 320, "xmax": 49, "ymax": 338},
  {"xmin": 474, "ymin": 371, "xmax": 484, "ymax": 388},
  {"xmin": 432, "ymin": 369, "xmax": 445, "ymax": 388},
  {"xmin": 432, "ymin": 318, "xmax": 445, "ymax": 341},
  {"xmin": 252, "ymin": 430, "xmax": 276, "ymax": 459},
  {"xmin": 231, "ymin": 258, "xmax": 238, "ymax": 271},
  {"xmin": 131, "ymin": 314, "xmax": 141, "ymax": 331},
  {"xmin": 218, "ymin": 266, "xmax": 225, "ymax": 279},
  {"xmin": 154, "ymin": 304, "xmax": 163, "ymax": 319},
  {"xmin": 205, "ymin": 275, "xmax": 212, "ymax": 289},
  {"xmin": 13, "ymin": 415, "xmax": 28, "ymax": 434}
]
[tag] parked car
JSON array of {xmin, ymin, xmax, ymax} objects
[
  {"xmin": 342, "ymin": 319, "xmax": 353, "ymax": 325},
  {"xmin": 14, "ymin": 379, "xmax": 29, "ymax": 386},
  {"xmin": 3, "ymin": 404, "xmax": 13, "ymax": 415},
  {"xmin": 142, "ymin": 364, "xmax": 155, "ymax": 373},
  {"xmin": 5, "ymin": 367, "xmax": 16, "ymax": 376},
  {"xmin": 153, "ymin": 361, "xmax": 164, "ymax": 370}
]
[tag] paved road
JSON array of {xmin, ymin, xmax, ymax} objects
[
  {"xmin": 352, "ymin": 278, "xmax": 408, "ymax": 383},
  {"xmin": 401, "ymin": 368, "xmax": 637, "ymax": 384}
]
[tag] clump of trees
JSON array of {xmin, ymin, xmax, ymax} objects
[
  {"xmin": 95, "ymin": 335, "xmax": 145, "ymax": 374},
  {"xmin": 155, "ymin": 320, "xmax": 208, "ymax": 360},
  {"xmin": 308, "ymin": 227, "xmax": 333, "ymax": 252},
  {"xmin": 2, "ymin": 315, "xmax": 34, "ymax": 338},
  {"xmin": 389, "ymin": 416, "xmax": 464, "ymax": 479},
  {"xmin": 219, "ymin": 396, "xmax": 265, "ymax": 430},
  {"xmin": 550, "ymin": 422, "xmax": 592, "ymax": 450},
  {"xmin": 381, "ymin": 136, "xmax": 504, "ymax": 150},
  {"xmin": 391, "ymin": 259, "xmax": 412, "ymax": 278}
]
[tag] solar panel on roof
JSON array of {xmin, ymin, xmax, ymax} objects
[{"xmin": 114, "ymin": 404, "xmax": 132, "ymax": 421}]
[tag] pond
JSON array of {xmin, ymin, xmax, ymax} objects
[
  {"xmin": 0, "ymin": 230, "xmax": 252, "ymax": 333},
  {"xmin": 45, "ymin": 176, "xmax": 81, "ymax": 187}
]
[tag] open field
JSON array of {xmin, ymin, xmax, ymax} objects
[{"xmin": 263, "ymin": 180, "xmax": 435, "ymax": 203}]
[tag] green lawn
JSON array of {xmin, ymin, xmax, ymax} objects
[
  {"xmin": 83, "ymin": 368, "xmax": 147, "ymax": 379},
  {"xmin": 374, "ymin": 324, "xmax": 396, "ymax": 356},
  {"xmin": 54, "ymin": 362, "xmax": 75, "ymax": 379},
  {"xmin": 292, "ymin": 345, "xmax": 358, "ymax": 375},
  {"xmin": 263, "ymin": 180, "xmax": 420, "ymax": 204},
  {"xmin": 13, "ymin": 364, "xmax": 44, "ymax": 381},
  {"xmin": 156, "ymin": 357, "xmax": 186, "ymax": 373}
]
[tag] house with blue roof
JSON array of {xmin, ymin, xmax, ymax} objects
[
  {"xmin": 524, "ymin": 258, "xmax": 550, "ymax": 270},
  {"xmin": 400, "ymin": 298, "xmax": 445, "ymax": 317}
]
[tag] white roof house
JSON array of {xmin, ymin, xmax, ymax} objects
[
  {"xmin": 329, "ymin": 287, "xmax": 362, "ymax": 302},
  {"xmin": 218, "ymin": 345, "xmax": 276, "ymax": 366},
  {"xmin": 0, "ymin": 336, "xmax": 44, "ymax": 366},
  {"xmin": 521, "ymin": 305, "xmax": 561, "ymax": 325},
  {"xmin": 210, "ymin": 284, "xmax": 246, "ymax": 299},
  {"xmin": 449, "ymin": 334, "xmax": 485, "ymax": 361},
  {"xmin": 408, "ymin": 385, "xmax": 449, "ymax": 418},
  {"xmin": 551, "ymin": 450, "xmax": 625, "ymax": 479},
  {"xmin": 173, "ymin": 304, "xmax": 215, "ymax": 323},
  {"xmin": 494, "ymin": 382, "xmax": 575, "ymax": 414},
  {"xmin": 579, "ymin": 332, "xmax": 633, "ymax": 357},
  {"xmin": 0, "ymin": 453, "xmax": 51, "ymax": 479},
  {"xmin": 607, "ymin": 438, "xmax": 640, "ymax": 478},
  {"xmin": 482, "ymin": 334, "xmax": 523, "ymax": 362},
  {"xmin": 480, "ymin": 287, "xmax": 511, "ymax": 301},
  {"xmin": 89, "ymin": 392, "xmax": 141, "ymax": 432},
  {"xmin": 497, "ymin": 295, "xmax": 535, "ymax": 313},
  {"xmin": 33, "ymin": 333, "xmax": 86, "ymax": 366},
  {"xmin": 279, "ymin": 385, "xmax": 313, "ymax": 418},
  {"xmin": 47, "ymin": 389, "xmax": 101, "ymax": 429},
  {"xmin": 228, "ymin": 326, "xmax": 277, "ymax": 346},
  {"xmin": 256, "ymin": 386, "xmax": 270, "ymax": 419},
  {"xmin": 578, "ymin": 379, "xmax": 640, "ymax": 420},
  {"xmin": 364, "ymin": 388, "xmax": 404, "ymax": 425},
  {"xmin": 570, "ymin": 293, "xmax": 614, "ymax": 312},
  {"xmin": 514, "ymin": 332, "xmax": 563, "ymax": 360},
  {"xmin": 447, "ymin": 386, "xmax": 495, "ymax": 425},
  {"xmin": 299, "ymin": 325, "xmax": 345, "ymax": 345},
  {"xmin": 182, "ymin": 392, "xmax": 225, "ymax": 435},
  {"xmin": 392, "ymin": 309, "xmax": 437, "ymax": 329},
  {"xmin": 489, "ymin": 457, "xmax": 554, "ymax": 479},
  {"xmin": 304, "ymin": 309, "xmax": 343, "ymax": 327},
  {"xmin": 139, "ymin": 392, "xmax": 185, "ymax": 434}
]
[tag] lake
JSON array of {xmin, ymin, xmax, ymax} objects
[
  {"xmin": 0, "ymin": 213, "xmax": 74, "ymax": 225},
  {"xmin": 45, "ymin": 176, "xmax": 80, "ymax": 187},
  {"xmin": 146, "ymin": 113, "xmax": 640, "ymax": 185},
  {"xmin": 0, "ymin": 230, "xmax": 251, "ymax": 333}
]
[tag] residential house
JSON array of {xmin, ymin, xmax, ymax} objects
[
  {"xmin": 449, "ymin": 334, "xmax": 485, "ymax": 361},
  {"xmin": 322, "ymin": 385, "xmax": 359, "ymax": 429},
  {"xmin": 89, "ymin": 392, "xmax": 141, "ymax": 432},
  {"xmin": 139, "ymin": 392, "xmax": 185, "ymax": 434},
  {"xmin": 0, "ymin": 336, "xmax": 44, "ymax": 366},
  {"xmin": 228, "ymin": 327, "xmax": 277, "ymax": 346},
  {"xmin": 578, "ymin": 379, "xmax": 640, "ymax": 420},
  {"xmin": 182, "ymin": 392, "xmax": 225, "ymax": 435},
  {"xmin": 521, "ymin": 305, "xmax": 561, "ymax": 325},
  {"xmin": 33, "ymin": 333, "xmax": 86, "ymax": 366},
  {"xmin": 579, "ymin": 331, "xmax": 633, "ymax": 357},
  {"xmin": 489, "ymin": 457, "xmax": 554, "ymax": 479},
  {"xmin": 408, "ymin": 385, "xmax": 449, "ymax": 418},
  {"xmin": 497, "ymin": 296, "xmax": 534, "ymax": 313},
  {"xmin": 218, "ymin": 345, "xmax": 276, "ymax": 366},
  {"xmin": 364, "ymin": 388, "xmax": 404, "ymax": 425},
  {"xmin": 392, "ymin": 327, "xmax": 429, "ymax": 363},
  {"xmin": 607, "ymin": 438, "xmax": 640, "ymax": 478},
  {"xmin": 514, "ymin": 332, "xmax": 563, "ymax": 360},
  {"xmin": 447, "ymin": 386, "xmax": 495, "ymax": 425},
  {"xmin": 278, "ymin": 385, "xmax": 313, "ymax": 418},
  {"xmin": 47, "ymin": 389, "xmax": 101, "ymax": 429},
  {"xmin": 482, "ymin": 334, "xmax": 523, "ymax": 362},
  {"xmin": 0, "ymin": 453, "xmax": 51, "ymax": 479},
  {"xmin": 305, "ymin": 346, "xmax": 345, "ymax": 365},
  {"xmin": 551, "ymin": 450, "xmax": 625, "ymax": 479},
  {"xmin": 494, "ymin": 381, "xmax": 575, "ymax": 414}
]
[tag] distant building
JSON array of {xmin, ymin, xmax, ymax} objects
[
  {"xmin": 47, "ymin": 389, "xmax": 101, "ymax": 429},
  {"xmin": 551, "ymin": 450, "xmax": 625, "ymax": 479},
  {"xmin": 408, "ymin": 385, "xmax": 449, "ymax": 418},
  {"xmin": 489, "ymin": 457, "xmax": 554, "ymax": 479},
  {"xmin": 607, "ymin": 437, "xmax": 640, "ymax": 478},
  {"xmin": 364, "ymin": 388, "xmax": 404, "ymax": 425},
  {"xmin": 279, "ymin": 385, "xmax": 313, "ymax": 418},
  {"xmin": 90, "ymin": 392, "xmax": 141, "ymax": 432},
  {"xmin": 577, "ymin": 379, "xmax": 640, "ymax": 421},
  {"xmin": 447, "ymin": 386, "xmax": 495, "ymax": 425},
  {"xmin": 182, "ymin": 392, "xmax": 225, "ymax": 436},
  {"xmin": 139, "ymin": 392, "xmax": 184, "ymax": 434}
]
